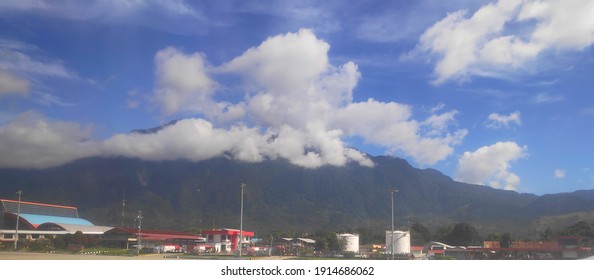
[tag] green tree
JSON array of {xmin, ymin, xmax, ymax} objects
[
  {"xmin": 313, "ymin": 231, "xmax": 345, "ymax": 255},
  {"xmin": 72, "ymin": 231, "xmax": 85, "ymax": 245},
  {"xmin": 410, "ymin": 223, "xmax": 431, "ymax": 246},
  {"xmin": 28, "ymin": 238, "xmax": 55, "ymax": 252},
  {"xmin": 315, "ymin": 237, "xmax": 328, "ymax": 252},
  {"xmin": 448, "ymin": 223, "xmax": 481, "ymax": 246},
  {"xmin": 499, "ymin": 233, "xmax": 512, "ymax": 248},
  {"xmin": 433, "ymin": 223, "xmax": 481, "ymax": 246},
  {"xmin": 561, "ymin": 221, "xmax": 593, "ymax": 237},
  {"xmin": 540, "ymin": 228, "xmax": 554, "ymax": 241},
  {"xmin": 51, "ymin": 235, "xmax": 66, "ymax": 250},
  {"xmin": 343, "ymin": 251, "xmax": 356, "ymax": 259},
  {"xmin": 355, "ymin": 227, "xmax": 376, "ymax": 245},
  {"xmin": 485, "ymin": 233, "xmax": 501, "ymax": 241},
  {"xmin": 432, "ymin": 225, "xmax": 452, "ymax": 243}
]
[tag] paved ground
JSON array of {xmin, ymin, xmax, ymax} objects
[
  {"xmin": 0, "ymin": 251, "xmax": 295, "ymax": 260},
  {"xmin": 0, "ymin": 251, "xmax": 177, "ymax": 260}
]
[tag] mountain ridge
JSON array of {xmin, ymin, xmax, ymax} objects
[{"xmin": 1, "ymin": 155, "xmax": 593, "ymax": 238}]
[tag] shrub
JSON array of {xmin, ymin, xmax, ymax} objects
[
  {"xmin": 343, "ymin": 251, "xmax": 356, "ymax": 259},
  {"xmin": 27, "ymin": 238, "xmax": 55, "ymax": 252}
]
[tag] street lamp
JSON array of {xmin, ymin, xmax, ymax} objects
[
  {"xmin": 14, "ymin": 190, "xmax": 22, "ymax": 250},
  {"xmin": 388, "ymin": 188, "xmax": 398, "ymax": 260},
  {"xmin": 239, "ymin": 183, "xmax": 245, "ymax": 258},
  {"xmin": 137, "ymin": 210, "xmax": 143, "ymax": 255}
]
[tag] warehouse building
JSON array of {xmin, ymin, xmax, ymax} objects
[{"xmin": 100, "ymin": 227, "xmax": 205, "ymax": 253}]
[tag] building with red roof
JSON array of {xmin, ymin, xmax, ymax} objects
[
  {"xmin": 201, "ymin": 228, "xmax": 254, "ymax": 253},
  {"xmin": 101, "ymin": 227, "xmax": 205, "ymax": 253}
]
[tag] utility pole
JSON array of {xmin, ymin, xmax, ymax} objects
[
  {"xmin": 388, "ymin": 188, "xmax": 398, "ymax": 260},
  {"xmin": 269, "ymin": 235, "xmax": 273, "ymax": 256},
  {"xmin": 136, "ymin": 210, "xmax": 143, "ymax": 255},
  {"xmin": 239, "ymin": 183, "xmax": 245, "ymax": 258},
  {"xmin": 121, "ymin": 190, "xmax": 126, "ymax": 228},
  {"xmin": 14, "ymin": 190, "xmax": 22, "ymax": 250}
]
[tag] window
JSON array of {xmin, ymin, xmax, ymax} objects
[
  {"xmin": 3, "ymin": 234, "xmax": 13, "ymax": 239},
  {"xmin": 32, "ymin": 234, "xmax": 40, "ymax": 239}
]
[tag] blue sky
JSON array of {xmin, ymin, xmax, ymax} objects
[{"xmin": 1, "ymin": 0, "xmax": 593, "ymax": 195}]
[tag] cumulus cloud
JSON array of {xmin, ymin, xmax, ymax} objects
[
  {"xmin": 334, "ymin": 99, "xmax": 466, "ymax": 165},
  {"xmin": 486, "ymin": 111, "xmax": 521, "ymax": 129},
  {"xmin": 0, "ymin": 111, "xmax": 97, "ymax": 169},
  {"xmin": 456, "ymin": 141, "xmax": 527, "ymax": 191},
  {"xmin": 1, "ymin": 29, "xmax": 467, "ymax": 169},
  {"xmin": 152, "ymin": 47, "xmax": 217, "ymax": 115},
  {"xmin": 554, "ymin": 169, "xmax": 566, "ymax": 179},
  {"xmin": 102, "ymin": 119, "xmax": 263, "ymax": 163},
  {"xmin": 0, "ymin": 70, "xmax": 29, "ymax": 96},
  {"xmin": 417, "ymin": 0, "xmax": 594, "ymax": 84}
]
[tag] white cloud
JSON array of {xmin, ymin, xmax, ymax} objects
[
  {"xmin": 486, "ymin": 111, "xmax": 521, "ymax": 129},
  {"xmin": 422, "ymin": 109, "xmax": 459, "ymax": 136},
  {"xmin": 152, "ymin": 47, "xmax": 217, "ymax": 115},
  {"xmin": 455, "ymin": 141, "xmax": 527, "ymax": 191},
  {"xmin": 102, "ymin": 118, "xmax": 373, "ymax": 169},
  {"xmin": 102, "ymin": 118, "xmax": 262, "ymax": 163},
  {"xmin": 0, "ymin": 111, "xmax": 98, "ymax": 169},
  {"xmin": 0, "ymin": 0, "xmax": 46, "ymax": 10},
  {"xmin": 334, "ymin": 99, "xmax": 466, "ymax": 165},
  {"xmin": 417, "ymin": 0, "xmax": 594, "ymax": 84},
  {"xmin": 0, "ymin": 70, "xmax": 29, "ymax": 96},
  {"xmin": 0, "ymin": 29, "xmax": 468, "ymax": 169},
  {"xmin": 0, "ymin": 0, "xmax": 200, "ymax": 21},
  {"xmin": 532, "ymin": 92, "xmax": 563, "ymax": 104},
  {"xmin": 0, "ymin": 40, "xmax": 75, "ymax": 79},
  {"xmin": 221, "ymin": 29, "xmax": 330, "ymax": 96},
  {"xmin": 519, "ymin": 0, "xmax": 594, "ymax": 51},
  {"xmin": 554, "ymin": 169, "xmax": 566, "ymax": 179},
  {"xmin": 0, "ymin": 39, "xmax": 83, "ymax": 106}
]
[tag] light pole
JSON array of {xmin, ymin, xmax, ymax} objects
[
  {"xmin": 388, "ymin": 188, "xmax": 398, "ymax": 260},
  {"xmin": 239, "ymin": 183, "xmax": 245, "ymax": 258},
  {"xmin": 136, "ymin": 210, "xmax": 143, "ymax": 255},
  {"xmin": 121, "ymin": 190, "xmax": 126, "ymax": 228},
  {"xmin": 14, "ymin": 190, "xmax": 22, "ymax": 250},
  {"xmin": 269, "ymin": 235, "xmax": 273, "ymax": 256}
]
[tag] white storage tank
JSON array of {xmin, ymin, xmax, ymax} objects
[
  {"xmin": 386, "ymin": 230, "xmax": 410, "ymax": 254},
  {"xmin": 337, "ymin": 233, "xmax": 360, "ymax": 253}
]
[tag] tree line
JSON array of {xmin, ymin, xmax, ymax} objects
[{"xmin": 261, "ymin": 220, "xmax": 594, "ymax": 252}]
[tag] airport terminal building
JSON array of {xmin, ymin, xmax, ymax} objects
[{"xmin": 0, "ymin": 199, "xmax": 112, "ymax": 244}]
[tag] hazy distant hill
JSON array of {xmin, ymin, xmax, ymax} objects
[{"xmin": 1, "ymin": 155, "xmax": 594, "ymax": 238}]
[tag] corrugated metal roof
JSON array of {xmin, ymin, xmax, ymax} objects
[
  {"xmin": 37, "ymin": 223, "xmax": 113, "ymax": 234},
  {"xmin": 103, "ymin": 227, "xmax": 203, "ymax": 240},
  {"xmin": 18, "ymin": 213, "xmax": 93, "ymax": 227}
]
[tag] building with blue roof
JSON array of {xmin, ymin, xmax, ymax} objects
[
  {"xmin": 16, "ymin": 213, "xmax": 94, "ymax": 227},
  {"xmin": 1, "ymin": 198, "xmax": 113, "ymax": 244}
]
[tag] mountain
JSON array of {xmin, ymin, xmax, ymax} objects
[{"xmin": 1, "ymin": 155, "xmax": 594, "ymax": 238}]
